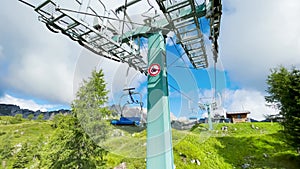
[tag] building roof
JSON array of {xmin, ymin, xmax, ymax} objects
[{"xmin": 226, "ymin": 111, "xmax": 250, "ymax": 115}]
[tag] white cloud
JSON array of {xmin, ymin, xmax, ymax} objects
[
  {"xmin": 1, "ymin": 0, "xmax": 206, "ymax": 107},
  {"xmin": 166, "ymin": 31, "xmax": 176, "ymax": 46},
  {"xmin": 0, "ymin": 1, "xmax": 80, "ymax": 104},
  {"xmin": 197, "ymin": 88, "xmax": 278, "ymax": 121},
  {"xmin": 0, "ymin": 0, "xmax": 157, "ymax": 106},
  {"xmin": 0, "ymin": 94, "xmax": 58, "ymax": 111},
  {"xmin": 3, "ymin": 0, "xmax": 299, "ymax": 117},
  {"xmin": 220, "ymin": 0, "xmax": 300, "ymax": 91},
  {"xmin": 72, "ymin": 48, "xmax": 147, "ymax": 106},
  {"xmin": 222, "ymin": 89, "xmax": 277, "ymax": 121},
  {"xmin": 4, "ymin": 47, "xmax": 78, "ymax": 103}
]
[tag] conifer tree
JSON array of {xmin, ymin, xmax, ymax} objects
[
  {"xmin": 72, "ymin": 69, "xmax": 111, "ymax": 143},
  {"xmin": 266, "ymin": 66, "xmax": 300, "ymax": 153},
  {"xmin": 43, "ymin": 69, "xmax": 110, "ymax": 168}
]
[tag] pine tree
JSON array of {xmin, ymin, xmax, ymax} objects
[
  {"xmin": 266, "ymin": 66, "xmax": 300, "ymax": 153},
  {"xmin": 43, "ymin": 69, "xmax": 110, "ymax": 168},
  {"xmin": 72, "ymin": 69, "xmax": 111, "ymax": 143},
  {"xmin": 43, "ymin": 114, "xmax": 107, "ymax": 168}
]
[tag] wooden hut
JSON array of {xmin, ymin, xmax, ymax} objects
[{"xmin": 226, "ymin": 111, "xmax": 250, "ymax": 123}]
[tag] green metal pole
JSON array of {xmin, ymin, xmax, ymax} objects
[
  {"xmin": 146, "ymin": 32, "xmax": 174, "ymax": 169},
  {"xmin": 207, "ymin": 104, "xmax": 213, "ymax": 130}
]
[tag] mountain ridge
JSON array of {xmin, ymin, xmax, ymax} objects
[{"xmin": 0, "ymin": 103, "xmax": 71, "ymax": 120}]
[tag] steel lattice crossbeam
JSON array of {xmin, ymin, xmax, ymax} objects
[
  {"xmin": 26, "ymin": 0, "xmax": 221, "ymax": 72},
  {"xmin": 155, "ymin": 0, "xmax": 208, "ymax": 68},
  {"xmin": 34, "ymin": 0, "xmax": 148, "ymax": 75},
  {"xmin": 155, "ymin": 0, "xmax": 222, "ymax": 67}
]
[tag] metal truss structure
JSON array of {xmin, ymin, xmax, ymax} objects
[{"xmin": 19, "ymin": 0, "xmax": 222, "ymax": 168}]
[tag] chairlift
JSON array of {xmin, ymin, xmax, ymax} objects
[{"xmin": 110, "ymin": 87, "xmax": 144, "ymax": 126}]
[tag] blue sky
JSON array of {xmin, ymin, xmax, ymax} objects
[{"xmin": 1, "ymin": 0, "xmax": 300, "ymax": 120}]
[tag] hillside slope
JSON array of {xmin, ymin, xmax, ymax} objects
[
  {"xmin": 173, "ymin": 123, "xmax": 299, "ymax": 169},
  {"xmin": 0, "ymin": 116, "xmax": 299, "ymax": 169}
]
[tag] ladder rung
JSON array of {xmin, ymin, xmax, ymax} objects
[
  {"xmin": 174, "ymin": 17, "xmax": 194, "ymax": 26},
  {"xmin": 65, "ymin": 22, "xmax": 80, "ymax": 31},
  {"xmin": 107, "ymin": 46, "xmax": 119, "ymax": 52},
  {"xmin": 102, "ymin": 42, "xmax": 120, "ymax": 50},
  {"xmin": 181, "ymin": 35, "xmax": 200, "ymax": 43},
  {"xmin": 89, "ymin": 36, "xmax": 103, "ymax": 43},
  {"xmin": 192, "ymin": 56, "xmax": 206, "ymax": 61},
  {"xmin": 122, "ymin": 55, "xmax": 135, "ymax": 60},
  {"xmin": 79, "ymin": 30, "xmax": 93, "ymax": 37},
  {"xmin": 166, "ymin": 0, "xmax": 190, "ymax": 13},
  {"xmin": 50, "ymin": 14, "xmax": 66, "ymax": 23},
  {"xmin": 188, "ymin": 48, "xmax": 205, "ymax": 54},
  {"xmin": 175, "ymin": 21, "xmax": 195, "ymax": 29},
  {"xmin": 110, "ymin": 46, "xmax": 122, "ymax": 52},
  {"xmin": 194, "ymin": 61, "xmax": 206, "ymax": 64},
  {"xmin": 190, "ymin": 55, "xmax": 203, "ymax": 60},
  {"xmin": 191, "ymin": 55, "xmax": 206, "ymax": 60},
  {"xmin": 194, "ymin": 61, "xmax": 207, "ymax": 65},
  {"xmin": 170, "ymin": 11, "xmax": 194, "ymax": 22},
  {"xmin": 101, "ymin": 41, "xmax": 114, "ymax": 46},
  {"xmin": 185, "ymin": 43, "xmax": 203, "ymax": 50},
  {"xmin": 179, "ymin": 28, "xmax": 198, "ymax": 35},
  {"xmin": 190, "ymin": 50, "xmax": 205, "ymax": 56},
  {"xmin": 191, "ymin": 50, "xmax": 206, "ymax": 56},
  {"xmin": 193, "ymin": 60, "xmax": 206, "ymax": 64},
  {"xmin": 182, "ymin": 37, "xmax": 203, "ymax": 45},
  {"xmin": 111, "ymin": 49, "xmax": 126, "ymax": 55},
  {"xmin": 34, "ymin": 0, "xmax": 54, "ymax": 12}
]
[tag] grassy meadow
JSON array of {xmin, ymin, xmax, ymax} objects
[{"xmin": 0, "ymin": 116, "xmax": 299, "ymax": 168}]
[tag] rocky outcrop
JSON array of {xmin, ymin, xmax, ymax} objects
[
  {"xmin": 0, "ymin": 104, "xmax": 71, "ymax": 120},
  {"xmin": 114, "ymin": 162, "xmax": 127, "ymax": 169},
  {"xmin": 171, "ymin": 120, "xmax": 198, "ymax": 130}
]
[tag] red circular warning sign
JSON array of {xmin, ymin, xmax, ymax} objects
[{"xmin": 148, "ymin": 63, "xmax": 161, "ymax": 76}]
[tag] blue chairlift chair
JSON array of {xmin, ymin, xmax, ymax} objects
[{"xmin": 110, "ymin": 88, "xmax": 144, "ymax": 127}]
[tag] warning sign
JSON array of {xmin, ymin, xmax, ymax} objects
[{"xmin": 148, "ymin": 63, "xmax": 161, "ymax": 76}]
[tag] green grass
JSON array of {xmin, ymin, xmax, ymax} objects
[
  {"xmin": 103, "ymin": 122, "xmax": 299, "ymax": 169},
  {"xmin": 0, "ymin": 117, "xmax": 54, "ymax": 168},
  {"xmin": 173, "ymin": 122, "xmax": 299, "ymax": 169},
  {"xmin": 1, "ymin": 117, "xmax": 299, "ymax": 169}
]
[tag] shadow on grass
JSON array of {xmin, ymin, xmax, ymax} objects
[
  {"xmin": 111, "ymin": 125, "xmax": 146, "ymax": 134},
  {"xmin": 214, "ymin": 132, "xmax": 300, "ymax": 169}
]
